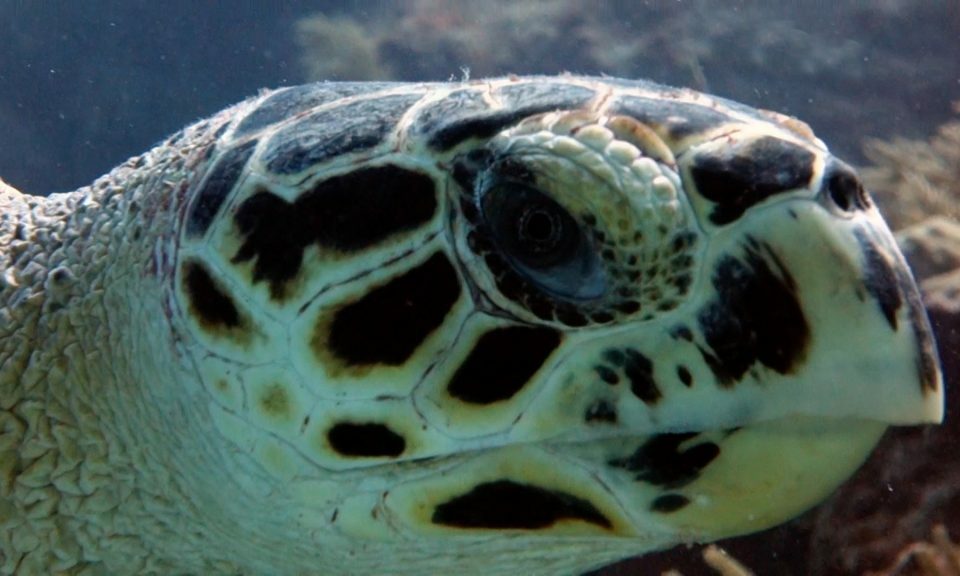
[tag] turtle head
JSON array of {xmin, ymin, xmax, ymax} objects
[
  {"xmin": 413, "ymin": 106, "xmax": 943, "ymax": 542},
  {"xmin": 447, "ymin": 109, "xmax": 941, "ymax": 433},
  {"xmin": 170, "ymin": 80, "xmax": 943, "ymax": 570}
]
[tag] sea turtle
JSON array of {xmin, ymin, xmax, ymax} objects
[{"xmin": 0, "ymin": 75, "xmax": 943, "ymax": 575}]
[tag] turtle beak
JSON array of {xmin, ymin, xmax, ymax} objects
[
  {"xmin": 792, "ymin": 182, "xmax": 940, "ymax": 420},
  {"xmin": 659, "ymin": 159, "xmax": 945, "ymax": 429}
]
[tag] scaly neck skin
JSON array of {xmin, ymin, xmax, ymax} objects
[
  {"xmin": 0, "ymin": 119, "xmax": 365, "ymax": 574},
  {"xmin": 0, "ymin": 135, "xmax": 279, "ymax": 573}
]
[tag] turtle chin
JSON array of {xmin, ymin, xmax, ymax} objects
[{"xmin": 551, "ymin": 416, "xmax": 888, "ymax": 542}]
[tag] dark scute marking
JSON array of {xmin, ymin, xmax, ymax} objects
[
  {"xmin": 585, "ymin": 400, "xmax": 618, "ymax": 423},
  {"xmin": 610, "ymin": 434, "xmax": 720, "ymax": 489},
  {"xmin": 905, "ymin": 273, "xmax": 941, "ymax": 394},
  {"xmin": 451, "ymin": 149, "xmax": 494, "ymax": 194},
  {"xmin": 689, "ymin": 136, "xmax": 816, "ymax": 225},
  {"xmin": 432, "ymin": 480, "xmax": 612, "ymax": 530},
  {"xmin": 182, "ymin": 260, "xmax": 241, "ymax": 329},
  {"xmin": 677, "ymin": 365, "xmax": 693, "ymax": 387},
  {"xmin": 300, "ymin": 166, "xmax": 437, "ymax": 252},
  {"xmin": 623, "ymin": 349, "xmax": 661, "ymax": 404},
  {"xmin": 854, "ymin": 228, "xmax": 902, "ymax": 331},
  {"xmin": 430, "ymin": 109, "xmax": 549, "ymax": 151},
  {"xmin": 494, "ymin": 82, "xmax": 596, "ymax": 110},
  {"xmin": 264, "ymin": 93, "xmax": 424, "ymax": 174},
  {"xmin": 232, "ymin": 165, "xmax": 437, "ymax": 297},
  {"xmin": 447, "ymin": 326, "xmax": 561, "ymax": 404},
  {"xmin": 212, "ymin": 122, "xmax": 231, "ymax": 140},
  {"xmin": 697, "ymin": 239, "xmax": 809, "ymax": 386},
  {"xmin": 670, "ymin": 325, "xmax": 694, "ymax": 341},
  {"xmin": 429, "ymin": 82, "xmax": 594, "ymax": 150},
  {"xmin": 613, "ymin": 95, "xmax": 732, "ymax": 139},
  {"xmin": 328, "ymin": 252, "xmax": 461, "ymax": 366},
  {"xmin": 411, "ymin": 88, "xmax": 491, "ymax": 136},
  {"xmin": 595, "ymin": 365, "xmax": 620, "ymax": 385},
  {"xmin": 651, "ymin": 494, "xmax": 691, "ymax": 513},
  {"xmin": 327, "ymin": 422, "xmax": 405, "ymax": 457},
  {"xmin": 821, "ymin": 159, "xmax": 871, "ymax": 213},
  {"xmin": 603, "ymin": 349, "xmax": 626, "ymax": 366},
  {"xmin": 235, "ymin": 83, "xmax": 403, "ymax": 137},
  {"xmin": 885, "ymin": 233, "xmax": 940, "ymax": 393},
  {"xmin": 186, "ymin": 139, "xmax": 258, "ymax": 237}
]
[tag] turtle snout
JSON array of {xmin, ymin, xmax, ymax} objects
[{"xmin": 818, "ymin": 159, "xmax": 872, "ymax": 215}]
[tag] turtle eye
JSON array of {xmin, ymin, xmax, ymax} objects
[{"xmin": 480, "ymin": 181, "xmax": 606, "ymax": 301}]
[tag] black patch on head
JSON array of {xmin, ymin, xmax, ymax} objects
[
  {"xmin": 651, "ymin": 493, "xmax": 690, "ymax": 513},
  {"xmin": 697, "ymin": 238, "xmax": 809, "ymax": 386},
  {"xmin": 327, "ymin": 422, "xmax": 405, "ymax": 457},
  {"xmin": 610, "ymin": 433, "xmax": 720, "ymax": 489},
  {"xmin": 906, "ymin": 281, "xmax": 941, "ymax": 394},
  {"xmin": 595, "ymin": 365, "xmax": 620, "ymax": 385},
  {"xmin": 585, "ymin": 400, "xmax": 618, "ymax": 423},
  {"xmin": 447, "ymin": 326, "xmax": 561, "ymax": 404},
  {"xmin": 429, "ymin": 82, "xmax": 595, "ymax": 150},
  {"xmin": 232, "ymin": 165, "xmax": 438, "ymax": 298},
  {"xmin": 856, "ymin": 228, "xmax": 940, "ymax": 393},
  {"xmin": 597, "ymin": 349, "xmax": 661, "ymax": 404},
  {"xmin": 612, "ymin": 95, "xmax": 733, "ymax": 140},
  {"xmin": 624, "ymin": 350, "xmax": 661, "ymax": 404},
  {"xmin": 689, "ymin": 136, "xmax": 816, "ymax": 225},
  {"xmin": 432, "ymin": 480, "xmax": 612, "ymax": 530},
  {"xmin": 263, "ymin": 93, "xmax": 424, "ymax": 174},
  {"xmin": 677, "ymin": 365, "xmax": 693, "ymax": 387},
  {"xmin": 213, "ymin": 121, "xmax": 232, "ymax": 139},
  {"xmin": 327, "ymin": 252, "xmax": 461, "ymax": 366},
  {"xmin": 451, "ymin": 149, "xmax": 494, "ymax": 196},
  {"xmin": 671, "ymin": 325, "xmax": 694, "ymax": 341},
  {"xmin": 821, "ymin": 159, "xmax": 870, "ymax": 213},
  {"xmin": 186, "ymin": 139, "xmax": 258, "ymax": 237},
  {"xmin": 411, "ymin": 88, "xmax": 491, "ymax": 136},
  {"xmin": 235, "ymin": 83, "xmax": 401, "ymax": 137},
  {"xmin": 854, "ymin": 228, "xmax": 902, "ymax": 331},
  {"xmin": 182, "ymin": 260, "xmax": 241, "ymax": 330}
]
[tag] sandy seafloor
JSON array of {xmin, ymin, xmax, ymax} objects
[{"xmin": 1, "ymin": 2, "xmax": 958, "ymax": 574}]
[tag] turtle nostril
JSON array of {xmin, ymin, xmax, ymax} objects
[{"xmin": 822, "ymin": 160, "xmax": 871, "ymax": 213}]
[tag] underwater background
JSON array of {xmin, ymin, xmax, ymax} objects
[{"xmin": 1, "ymin": 1, "xmax": 957, "ymax": 574}]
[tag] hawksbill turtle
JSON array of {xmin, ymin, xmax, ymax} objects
[{"xmin": 0, "ymin": 76, "xmax": 944, "ymax": 575}]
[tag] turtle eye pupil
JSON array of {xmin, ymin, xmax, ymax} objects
[
  {"xmin": 477, "ymin": 179, "xmax": 606, "ymax": 302},
  {"xmin": 482, "ymin": 183, "xmax": 578, "ymax": 269},
  {"xmin": 519, "ymin": 208, "xmax": 560, "ymax": 249}
]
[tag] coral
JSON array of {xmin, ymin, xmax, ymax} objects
[
  {"xmin": 869, "ymin": 525, "xmax": 960, "ymax": 576},
  {"xmin": 896, "ymin": 217, "xmax": 960, "ymax": 280},
  {"xmin": 862, "ymin": 102, "xmax": 960, "ymax": 230}
]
